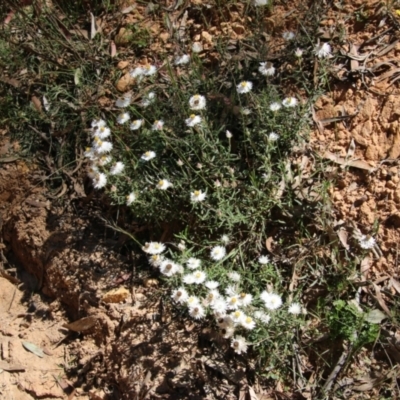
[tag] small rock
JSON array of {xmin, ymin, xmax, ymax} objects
[
  {"xmin": 102, "ymin": 287, "xmax": 130, "ymax": 303},
  {"xmin": 201, "ymin": 31, "xmax": 213, "ymax": 43},
  {"xmin": 117, "ymin": 61, "xmax": 129, "ymax": 70}
]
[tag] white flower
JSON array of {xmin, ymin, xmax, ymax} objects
[
  {"xmin": 241, "ymin": 315, "xmax": 256, "ymax": 330},
  {"xmin": 261, "ymin": 291, "xmax": 283, "ymax": 310},
  {"xmin": 110, "ymin": 161, "xmax": 125, "ymax": 175},
  {"xmin": 117, "ymin": 112, "xmax": 130, "ymax": 124},
  {"xmin": 283, "ymin": 31, "xmax": 295, "ymax": 40},
  {"xmin": 94, "ymin": 126, "xmax": 111, "ymax": 139},
  {"xmin": 268, "ymin": 132, "xmax": 280, "ymax": 141},
  {"xmin": 239, "ymin": 293, "xmax": 253, "ymax": 306},
  {"xmin": 288, "ymin": 302, "xmax": 302, "ymax": 315},
  {"xmin": 177, "ymin": 159, "xmax": 184, "ymax": 166},
  {"xmin": 172, "ymin": 287, "xmax": 188, "ymax": 304},
  {"xmin": 187, "ymin": 258, "xmax": 201, "ymax": 270},
  {"xmin": 282, "ymin": 97, "xmax": 298, "ymax": 107},
  {"xmin": 269, "ymin": 102, "xmax": 282, "ymax": 112},
  {"xmin": 141, "ymin": 92, "xmax": 156, "ymax": 107},
  {"xmin": 217, "ymin": 315, "xmax": 234, "ymax": 328},
  {"xmin": 359, "ymin": 235, "xmax": 376, "ymax": 249},
  {"xmin": 142, "ymin": 242, "xmax": 166, "ymax": 255},
  {"xmin": 192, "ymin": 42, "xmax": 203, "ymax": 53},
  {"xmin": 204, "ymin": 281, "xmax": 218, "ymax": 291},
  {"xmin": 204, "ymin": 289, "xmax": 220, "ymax": 306},
  {"xmin": 93, "ymin": 173, "xmax": 107, "ymax": 189},
  {"xmin": 126, "ymin": 192, "xmax": 136, "ymax": 205},
  {"xmin": 98, "ymin": 155, "xmax": 112, "ymax": 166},
  {"xmin": 160, "ymin": 260, "xmax": 180, "ymax": 277},
  {"xmin": 190, "ymin": 190, "xmax": 206, "ymax": 203},
  {"xmin": 130, "ymin": 119, "xmax": 143, "ymax": 130},
  {"xmin": 221, "ymin": 325, "xmax": 235, "ymax": 338},
  {"xmin": 212, "ymin": 298, "xmax": 228, "ymax": 315},
  {"xmin": 254, "ymin": 310, "xmax": 271, "ymax": 324},
  {"xmin": 226, "ymin": 130, "xmax": 233, "ymax": 139},
  {"xmin": 225, "ymin": 284, "xmax": 238, "ymax": 297},
  {"xmin": 210, "ymin": 246, "xmax": 226, "ymax": 261},
  {"xmin": 115, "ymin": 94, "xmax": 131, "ymax": 108},
  {"xmin": 143, "ymin": 64, "xmax": 157, "ymax": 76},
  {"xmin": 156, "ymin": 179, "xmax": 172, "ymax": 190},
  {"xmin": 149, "ymin": 254, "xmax": 163, "ymax": 267},
  {"xmin": 295, "ymin": 48, "xmax": 303, "ymax": 57},
  {"xmin": 91, "ymin": 119, "xmax": 106, "ymax": 128},
  {"xmin": 85, "ymin": 148, "xmax": 97, "ymax": 160},
  {"xmin": 315, "ymin": 42, "xmax": 331, "ymax": 58},
  {"xmin": 185, "ymin": 114, "xmax": 202, "ymax": 127},
  {"xmin": 189, "ymin": 304, "xmax": 205, "ymax": 319},
  {"xmin": 186, "ymin": 295, "xmax": 200, "ymax": 307},
  {"xmin": 141, "ymin": 151, "xmax": 156, "ymax": 161},
  {"xmin": 94, "ymin": 140, "xmax": 113, "ymax": 154},
  {"xmin": 258, "ymin": 255, "xmax": 270, "ymax": 264},
  {"xmin": 220, "ymin": 235, "xmax": 230, "ymax": 244},
  {"xmin": 241, "ymin": 108, "xmax": 252, "ymax": 115},
  {"xmin": 231, "ymin": 336, "xmax": 248, "ymax": 354},
  {"xmin": 237, "ymin": 81, "xmax": 253, "ymax": 94},
  {"xmin": 130, "ymin": 66, "xmax": 145, "ymax": 78},
  {"xmin": 258, "ymin": 62, "xmax": 275, "ymax": 76},
  {"xmin": 226, "ymin": 295, "xmax": 241, "ymax": 310},
  {"xmin": 175, "ymin": 54, "xmax": 190, "ymax": 65},
  {"xmin": 231, "ymin": 310, "xmax": 246, "ymax": 324},
  {"xmin": 192, "ymin": 270, "xmax": 207, "ymax": 284},
  {"xmin": 254, "ymin": 0, "xmax": 269, "ymax": 5},
  {"xmin": 177, "ymin": 241, "xmax": 186, "ymax": 251},
  {"xmin": 183, "ymin": 273, "xmax": 196, "ymax": 284},
  {"xmin": 228, "ymin": 272, "xmax": 241, "ymax": 282},
  {"xmin": 189, "ymin": 94, "xmax": 206, "ymax": 110},
  {"xmin": 152, "ymin": 120, "xmax": 164, "ymax": 130}
]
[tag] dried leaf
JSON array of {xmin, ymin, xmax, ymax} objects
[
  {"xmin": 22, "ymin": 341, "xmax": 45, "ymax": 358},
  {"xmin": 74, "ymin": 68, "xmax": 82, "ymax": 86},
  {"xmin": 90, "ymin": 12, "xmax": 97, "ymax": 40},
  {"xmin": 390, "ymin": 278, "xmax": 400, "ymax": 294},
  {"xmin": 110, "ymin": 41, "xmax": 117, "ymax": 58},
  {"xmin": 347, "ymin": 138, "xmax": 356, "ymax": 158},
  {"xmin": 31, "ymin": 96, "xmax": 43, "ymax": 113},
  {"xmin": 371, "ymin": 282, "xmax": 391, "ymax": 316},
  {"xmin": 323, "ymin": 151, "xmax": 376, "ymax": 172},
  {"xmin": 63, "ymin": 316, "xmax": 97, "ymax": 332},
  {"xmin": 360, "ymin": 256, "xmax": 372, "ymax": 276},
  {"xmin": 248, "ymin": 386, "xmax": 260, "ymax": 400},
  {"xmin": 265, "ymin": 237, "xmax": 274, "ymax": 253},
  {"xmin": 365, "ymin": 309, "xmax": 387, "ymax": 324},
  {"xmin": 0, "ymin": 361, "xmax": 25, "ymax": 371},
  {"xmin": 337, "ymin": 228, "xmax": 349, "ymax": 250}
]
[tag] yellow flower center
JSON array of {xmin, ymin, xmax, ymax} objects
[
  {"xmin": 190, "ymin": 114, "xmax": 195, "ymax": 119},
  {"xmin": 86, "ymin": 147, "xmax": 91, "ymax": 152},
  {"xmin": 100, "ymin": 127, "xmax": 105, "ymax": 132},
  {"xmin": 234, "ymin": 311, "xmax": 241, "ymax": 318},
  {"xmin": 158, "ymin": 180, "xmax": 164, "ymax": 186},
  {"xmin": 145, "ymin": 151, "xmax": 151, "ymax": 157},
  {"xmin": 194, "ymin": 190, "xmax": 200, "ymax": 196},
  {"xmin": 240, "ymin": 293, "xmax": 246, "ymax": 298},
  {"xmin": 245, "ymin": 317, "xmax": 252, "ymax": 323},
  {"xmin": 231, "ymin": 298, "xmax": 237, "ymax": 304},
  {"xmin": 241, "ymin": 81, "xmax": 247, "ymax": 87}
]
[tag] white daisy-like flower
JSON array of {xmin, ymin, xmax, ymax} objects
[
  {"xmin": 159, "ymin": 260, "xmax": 179, "ymax": 277},
  {"xmin": 231, "ymin": 336, "xmax": 248, "ymax": 354},
  {"xmin": 254, "ymin": 0, "xmax": 269, "ymax": 5},
  {"xmin": 268, "ymin": 132, "xmax": 280, "ymax": 141},
  {"xmin": 261, "ymin": 291, "xmax": 283, "ymax": 310},
  {"xmin": 115, "ymin": 94, "xmax": 131, "ymax": 108},
  {"xmin": 226, "ymin": 295, "xmax": 241, "ymax": 310},
  {"xmin": 282, "ymin": 97, "xmax": 298, "ymax": 107},
  {"xmin": 220, "ymin": 235, "xmax": 230, "ymax": 244},
  {"xmin": 141, "ymin": 151, "xmax": 156, "ymax": 161},
  {"xmin": 225, "ymin": 284, "xmax": 238, "ymax": 297},
  {"xmin": 239, "ymin": 293, "xmax": 253, "ymax": 306},
  {"xmin": 359, "ymin": 235, "xmax": 376, "ymax": 249},
  {"xmin": 143, "ymin": 64, "xmax": 157, "ymax": 76},
  {"xmin": 288, "ymin": 302, "xmax": 302, "ymax": 315},
  {"xmin": 177, "ymin": 241, "xmax": 186, "ymax": 251},
  {"xmin": 241, "ymin": 108, "xmax": 252, "ymax": 115},
  {"xmin": 126, "ymin": 192, "xmax": 136, "ymax": 205},
  {"xmin": 142, "ymin": 242, "xmax": 166, "ymax": 255},
  {"xmin": 186, "ymin": 257, "xmax": 201, "ymax": 270},
  {"xmin": 175, "ymin": 54, "xmax": 190, "ymax": 65},
  {"xmin": 205, "ymin": 280, "xmax": 220, "ymax": 290},
  {"xmin": 269, "ymin": 102, "xmax": 282, "ymax": 112},
  {"xmin": 228, "ymin": 272, "xmax": 241, "ymax": 282},
  {"xmin": 93, "ymin": 173, "xmax": 107, "ymax": 189},
  {"xmin": 190, "ymin": 190, "xmax": 206, "ymax": 203},
  {"xmin": 241, "ymin": 315, "xmax": 256, "ymax": 330},
  {"xmin": 183, "ymin": 273, "xmax": 196, "ymax": 284},
  {"xmin": 258, "ymin": 255, "xmax": 270, "ymax": 264},
  {"xmin": 203, "ymin": 289, "xmax": 220, "ymax": 306},
  {"xmin": 231, "ymin": 310, "xmax": 246, "ymax": 324},
  {"xmin": 189, "ymin": 94, "xmax": 206, "ymax": 110},
  {"xmin": 185, "ymin": 114, "xmax": 202, "ymax": 127},
  {"xmin": 156, "ymin": 179, "xmax": 172, "ymax": 190},
  {"xmin": 254, "ymin": 310, "xmax": 271, "ymax": 324},
  {"xmin": 110, "ymin": 161, "xmax": 125, "ymax": 175},
  {"xmin": 192, "ymin": 270, "xmax": 207, "ymax": 284},
  {"xmin": 315, "ymin": 42, "xmax": 331, "ymax": 58},
  {"xmin": 130, "ymin": 119, "xmax": 143, "ymax": 130},
  {"xmin": 221, "ymin": 325, "xmax": 235, "ymax": 339},
  {"xmin": 212, "ymin": 298, "xmax": 228, "ymax": 315},
  {"xmin": 217, "ymin": 315, "xmax": 234, "ymax": 328},
  {"xmin": 152, "ymin": 120, "xmax": 164, "ymax": 130},
  {"xmin": 226, "ymin": 130, "xmax": 233, "ymax": 139},
  {"xmin": 210, "ymin": 246, "xmax": 226, "ymax": 261},
  {"xmin": 186, "ymin": 295, "xmax": 200, "ymax": 307},
  {"xmin": 192, "ymin": 42, "xmax": 203, "ymax": 53},
  {"xmin": 295, "ymin": 48, "xmax": 303, "ymax": 57},
  {"xmin": 189, "ymin": 304, "xmax": 206, "ymax": 319},
  {"xmin": 141, "ymin": 92, "xmax": 156, "ymax": 108},
  {"xmin": 237, "ymin": 81, "xmax": 253, "ymax": 94},
  {"xmin": 95, "ymin": 140, "xmax": 113, "ymax": 154},
  {"xmin": 98, "ymin": 155, "xmax": 112, "ymax": 166},
  {"xmin": 117, "ymin": 112, "xmax": 130, "ymax": 125},
  {"xmin": 84, "ymin": 147, "xmax": 96, "ymax": 160},
  {"xmin": 130, "ymin": 66, "xmax": 145, "ymax": 78},
  {"xmin": 171, "ymin": 287, "xmax": 189, "ymax": 304},
  {"xmin": 283, "ymin": 31, "xmax": 295, "ymax": 41},
  {"xmin": 91, "ymin": 119, "xmax": 106, "ymax": 128},
  {"xmin": 149, "ymin": 254, "xmax": 163, "ymax": 267},
  {"xmin": 258, "ymin": 62, "xmax": 275, "ymax": 76},
  {"xmin": 94, "ymin": 125, "xmax": 111, "ymax": 139}
]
